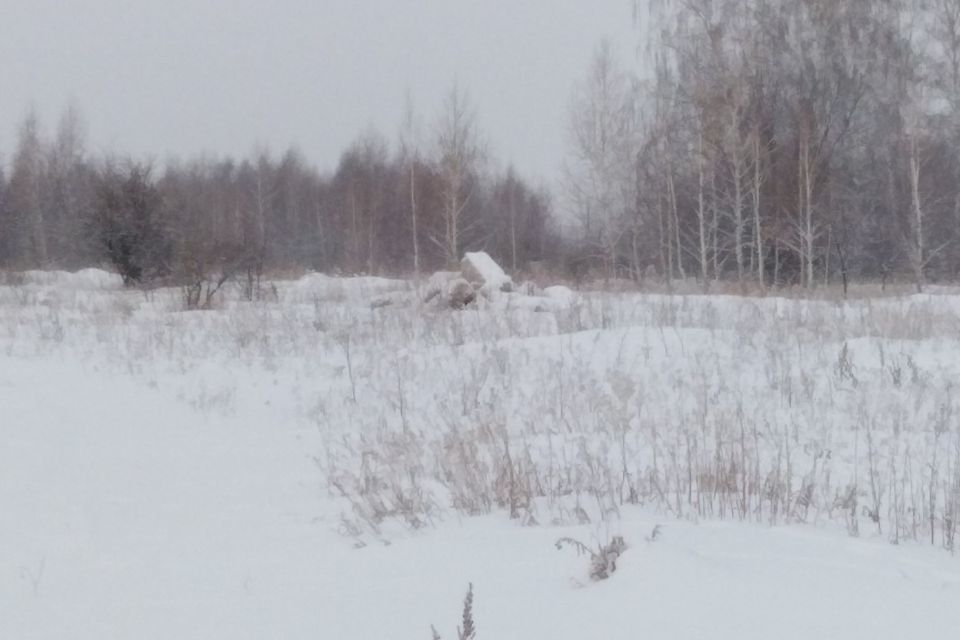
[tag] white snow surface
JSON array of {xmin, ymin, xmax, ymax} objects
[
  {"xmin": 543, "ymin": 284, "xmax": 576, "ymax": 303},
  {"xmin": 2, "ymin": 271, "xmax": 960, "ymax": 638},
  {"xmin": 461, "ymin": 251, "xmax": 512, "ymax": 290},
  {"xmin": 15, "ymin": 268, "xmax": 125, "ymax": 290}
]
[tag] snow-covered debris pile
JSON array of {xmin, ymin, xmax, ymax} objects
[
  {"xmin": 423, "ymin": 271, "xmax": 476, "ymax": 309},
  {"xmin": 461, "ymin": 251, "xmax": 513, "ymax": 292},
  {"xmin": 423, "ymin": 254, "xmax": 581, "ymax": 312},
  {"xmin": 447, "ymin": 279, "xmax": 476, "ymax": 309},
  {"xmin": 423, "ymin": 271, "xmax": 460, "ymax": 299}
]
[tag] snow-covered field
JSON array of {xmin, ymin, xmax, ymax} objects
[{"xmin": 2, "ymin": 270, "xmax": 960, "ymax": 638}]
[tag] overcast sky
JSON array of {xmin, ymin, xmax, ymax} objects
[{"xmin": 0, "ymin": 0, "xmax": 638, "ymax": 182}]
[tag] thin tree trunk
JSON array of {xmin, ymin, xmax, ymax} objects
[
  {"xmin": 753, "ymin": 128, "xmax": 764, "ymax": 289},
  {"xmin": 509, "ymin": 186, "xmax": 517, "ymax": 272},
  {"xmin": 774, "ymin": 238, "xmax": 781, "ymax": 288},
  {"xmin": 658, "ymin": 192, "xmax": 671, "ymax": 282},
  {"xmin": 410, "ymin": 162, "xmax": 420, "ymax": 282},
  {"xmin": 668, "ymin": 170, "xmax": 685, "ymax": 280},
  {"xmin": 801, "ymin": 135, "xmax": 815, "ymax": 289},
  {"xmin": 447, "ymin": 181, "xmax": 459, "ymax": 269},
  {"xmin": 632, "ymin": 225, "xmax": 642, "ymax": 282},
  {"xmin": 697, "ymin": 129, "xmax": 709, "ymax": 291},
  {"xmin": 910, "ymin": 135, "xmax": 925, "ymax": 292},
  {"xmin": 350, "ymin": 186, "xmax": 360, "ymax": 273},
  {"xmin": 711, "ymin": 171, "xmax": 719, "ymax": 281},
  {"xmin": 731, "ymin": 110, "xmax": 745, "ymax": 286}
]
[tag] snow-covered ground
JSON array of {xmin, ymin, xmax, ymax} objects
[{"xmin": 2, "ymin": 270, "xmax": 960, "ymax": 638}]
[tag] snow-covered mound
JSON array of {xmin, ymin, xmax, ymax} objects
[
  {"xmin": 424, "ymin": 274, "xmax": 476, "ymax": 308},
  {"xmin": 543, "ymin": 285, "xmax": 576, "ymax": 304},
  {"xmin": 422, "ymin": 270, "xmax": 461, "ymax": 299},
  {"xmin": 283, "ymin": 272, "xmax": 409, "ymax": 305},
  {"xmin": 16, "ymin": 268, "xmax": 124, "ymax": 290},
  {"xmin": 461, "ymin": 251, "xmax": 513, "ymax": 291}
]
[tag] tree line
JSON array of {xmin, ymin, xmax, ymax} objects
[
  {"xmin": 0, "ymin": 88, "xmax": 555, "ymax": 304},
  {"xmin": 567, "ymin": 0, "xmax": 960, "ymax": 291},
  {"xmin": 3, "ymin": 0, "xmax": 960, "ymax": 293}
]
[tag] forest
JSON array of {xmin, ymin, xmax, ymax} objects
[{"xmin": 1, "ymin": 0, "xmax": 959, "ymax": 294}]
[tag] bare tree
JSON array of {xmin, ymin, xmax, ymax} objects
[
  {"xmin": 751, "ymin": 129, "xmax": 766, "ymax": 287},
  {"xmin": 399, "ymin": 92, "xmax": 423, "ymax": 280},
  {"xmin": 564, "ymin": 39, "xmax": 639, "ymax": 279},
  {"xmin": 434, "ymin": 83, "xmax": 482, "ymax": 268},
  {"xmin": 45, "ymin": 104, "xmax": 91, "ymax": 266},
  {"xmin": 7, "ymin": 110, "xmax": 47, "ymax": 266},
  {"xmin": 930, "ymin": 0, "xmax": 960, "ymax": 105}
]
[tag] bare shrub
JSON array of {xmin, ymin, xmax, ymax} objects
[
  {"xmin": 431, "ymin": 583, "xmax": 476, "ymax": 640},
  {"xmin": 556, "ymin": 535, "xmax": 627, "ymax": 581}
]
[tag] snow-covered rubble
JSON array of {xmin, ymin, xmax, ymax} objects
[
  {"xmin": 461, "ymin": 251, "xmax": 513, "ymax": 292},
  {"xmin": 423, "ymin": 252, "xmax": 580, "ymax": 311},
  {"xmin": 422, "ymin": 270, "xmax": 476, "ymax": 308}
]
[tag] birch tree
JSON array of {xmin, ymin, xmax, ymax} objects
[
  {"xmin": 564, "ymin": 39, "xmax": 639, "ymax": 279},
  {"xmin": 399, "ymin": 92, "xmax": 423, "ymax": 280},
  {"xmin": 434, "ymin": 83, "xmax": 482, "ymax": 268},
  {"xmin": 7, "ymin": 111, "xmax": 47, "ymax": 266}
]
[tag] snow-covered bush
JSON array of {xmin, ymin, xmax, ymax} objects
[
  {"xmin": 556, "ymin": 535, "xmax": 628, "ymax": 581},
  {"xmin": 431, "ymin": 583, "xmax": 476, "ymax": 640}
]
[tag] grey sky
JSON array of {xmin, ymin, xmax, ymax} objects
[{"xmin": 0, "ymin": 0, "xmax": 637, "ymax": 182}]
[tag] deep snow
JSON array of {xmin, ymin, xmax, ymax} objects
[{"xmin": 2, "ymin": 271, "xmax": 960, "ymax": 639}]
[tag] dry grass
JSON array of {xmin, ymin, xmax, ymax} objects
[{"xmin": 3, "ymin": 269, "xmax": 960, "ymax": 552}]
